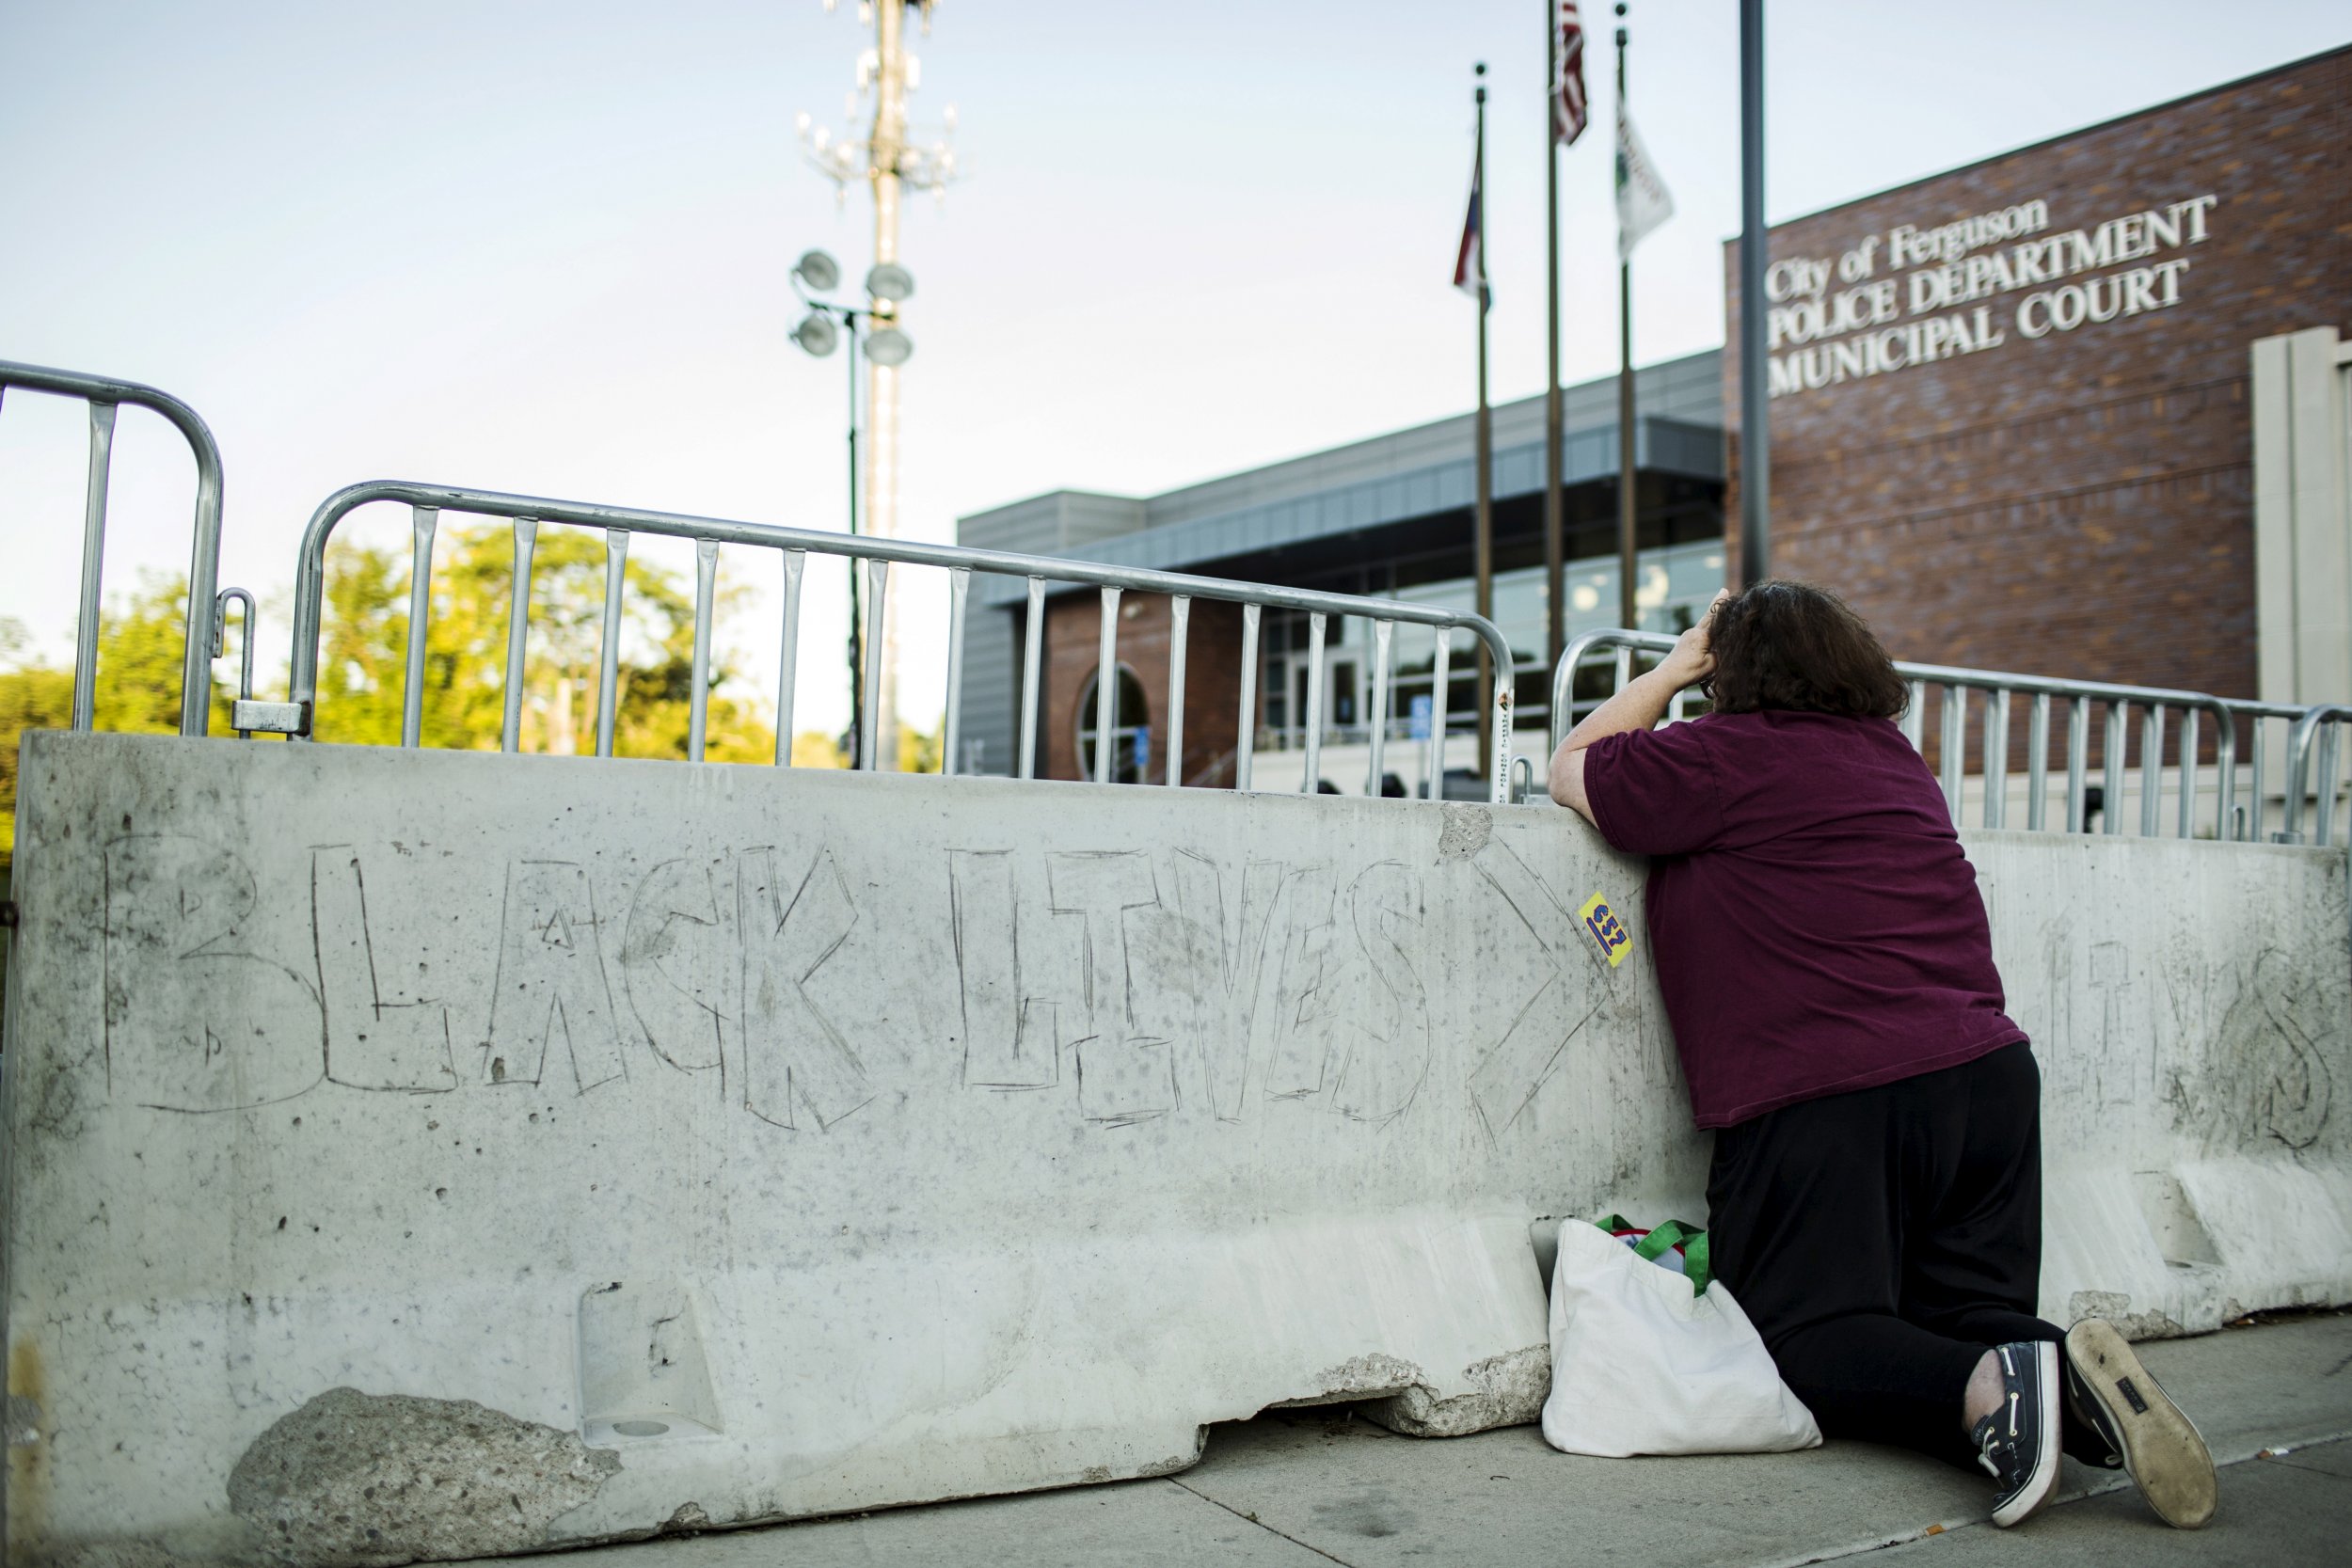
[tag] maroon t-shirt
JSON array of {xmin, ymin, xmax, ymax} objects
[{"xmin": 1581, "ymin": 709, "xmax": 2025, "ymax": 1129}]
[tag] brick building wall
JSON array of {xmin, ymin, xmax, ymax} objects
[
  {"xmin": 1038, "ymin": 593, "xmax": 1249, "ymax": 784},
  {"xmin": 1724, "ymin": 49, "xmax": 2351, "ymax": 709}
]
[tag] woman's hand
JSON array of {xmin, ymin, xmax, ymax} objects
[{"xmin": 1661, "ymin": 589, "xmax": 1730, "ymax": 688}]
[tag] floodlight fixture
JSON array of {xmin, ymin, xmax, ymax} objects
[
  {"xmin": 863, "ymin": 327, "xmax": 914, "ymax": 367},
  {"xmin": 793, "ymin": 248, "xmax": 842, "ymax": 293},
  {"xmin": 865, "ymin": 262, "xmax": 915, "ymax": 304},
  {"xmin": 792, "ymin": 312, "xmax": 842, "ymax": 357}
]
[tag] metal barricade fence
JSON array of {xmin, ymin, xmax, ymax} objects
[
  {"xmin": 1550, "ymin": 629, "xmax": 2274, "ymax": 841},
  {"xmin": 0, "ymin": 359, "xmax": 229, "ymax": 736},
  {"xmin": 283, "ymin": 481, "xmax": 1520, "ymax": 802},
  {"xmin": 2280, "ymin": 704, "xmax": 2352, "ymax": 847},
  {"xmin": 2214, "ymin": 695, "xmax": 2314, "ymax": 846}
]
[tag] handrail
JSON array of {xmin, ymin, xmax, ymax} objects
[
  {"xmin": 1549, "ymin": 628, "xmax": 2247, "ymax": 840},
  {"xmin": 287, "ymin": 480, "xmax": 1518, "ymax": 802},
  {"xmin": 2280, "ymin": 704, "xmax": 2352, "ymax": 846},
  {"xmin": 0, "ymin": 359, "xmax": 226, "ymax": 736}
]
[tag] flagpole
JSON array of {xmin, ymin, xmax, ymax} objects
[
  {"xmin": 1613, "ymin": 4, "xmax": 1637, "ymax": 635},
  {"xmin": 1473, "ymin": 61, "xmax": 1495, "ymax": 776},
  {"xmin": 1739, "ymin": 0, "xmax": 1770, "ymax": 586},
  {"xmin": 1543, "ymin": 6, "xmax": 1565, "ymax": 678}
]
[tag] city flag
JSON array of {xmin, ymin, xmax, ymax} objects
[
  {"xmin": 1553, "ymin": 2, "xmax": 1590, "ymax": 145},
  {"xmin": 1454, "ymin": 147, "xmax": 1487, "ymax": 304},
  {"xmin": 1615, "ymin": 99, "xmax": 1675, "ymax": 259}
]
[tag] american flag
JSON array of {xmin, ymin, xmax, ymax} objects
[
  {"xmin": 1554, "ymin": 1, "xmax": 1590, "ymax": 146},
  {"xmin": 1453, "ymin": 146, "xmax": 1486, "ymax": 305}
]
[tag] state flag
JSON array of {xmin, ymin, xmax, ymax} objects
[{"xmin": 1615, "ymin": 100, "xmax": 1675, "ymax": 259}]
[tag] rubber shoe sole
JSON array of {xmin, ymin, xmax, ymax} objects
[
  {"xmin": 2065, "ymin": 1318, "xmax": 2217, "ymax": 1529},
  {"xmin": 1990, "ymin": 1341, "xmax": 2063, "ymax": 1528}
]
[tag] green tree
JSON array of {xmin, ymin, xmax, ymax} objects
[
  {"xmin": 1, "ymin": 531, "xmax": 779, "ymax": 864},
  {"xmin": 0, "ymin": 578, "xmax": 230, "ymax": 859},
  {"xmin": 313, "ymin": 523, "xmax": 772, "ymax": 761}
]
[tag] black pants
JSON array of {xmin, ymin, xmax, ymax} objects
[{"xmin": 1706, "ymin": 1041, "xmax": 2095, "ymax": 1468}]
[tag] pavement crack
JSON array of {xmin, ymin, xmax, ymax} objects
[{"xmin": 1166, "ymin": 1477, "xmax": 1364, "ymax": 1567}]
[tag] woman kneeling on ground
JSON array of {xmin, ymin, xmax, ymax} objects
[{"xmin": 1548, "ymin": 578, "xmax": 2217, "ymax": 1530}]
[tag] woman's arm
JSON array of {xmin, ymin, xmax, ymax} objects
[{"xmin": 1548, "ymin": 592, "xmax": 1724, "ymax": 823}]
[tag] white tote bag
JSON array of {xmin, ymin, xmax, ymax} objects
[{"xmin": 1540, "ymin": 1218, "xmax": 1822, "ymax": 1457}]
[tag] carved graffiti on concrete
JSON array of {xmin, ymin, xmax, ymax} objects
[
  {"xmin": 1465, "ymin": 837, "xmax": 1604, "ymax": 1144},
  {"xmin": 103, "ymin": 835, "xmax": 323, "ymax": 1113},
  {"xmin": 945, "ymin": 847, "xmax": 1433, "ymax": 1129}
]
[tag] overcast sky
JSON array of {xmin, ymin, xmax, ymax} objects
[{"xmin": 3, "ymin": 1, "xmax": 2344, "ymax": 736}]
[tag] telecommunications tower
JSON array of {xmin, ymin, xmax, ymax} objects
[{"xmin": 797, "ymin": 0, "xmax": 961, "ymax": 765}]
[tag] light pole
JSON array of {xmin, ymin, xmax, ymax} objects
[
  {"xmin": 790, "ymin": 247, "xmax": 914, "ymax": 763},
  {"xmin": 798, "ymin": 0, "xmax": 961, "ymax": 768}
]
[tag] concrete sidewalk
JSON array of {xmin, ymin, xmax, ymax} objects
[{"xmin": 481, "ymin": 1313, "xmax": 2352, "ymax": 1567}]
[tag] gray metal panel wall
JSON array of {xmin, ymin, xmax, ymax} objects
[
  {"xmin": 1136, "ymin": 350, "xmax": 1722, "ymax": 531},
  {"xmin": 971, "ymin": 414, "xmax": 1724, "ymax": 607},
  {"xmin": 956, "ymin": 602, "xmax": 1023, "ymax": 776}
]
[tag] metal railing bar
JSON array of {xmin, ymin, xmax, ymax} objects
[
  {"xmin": 1940, "ymin": 685, "xmax": 1965, "ymax": 822},
  {"xmin": 2065, "ymin": 697, "xmax": 2089, "ymax": 832},
  {"xmin": 2, "ymin": 359, "xmax": 226, "ymax": 737},
  {"xmin": 1983, "ymin": 689, "xmax": 2010, "ymax": 830},
  {"xmin": 1301, "ymin": 612, "xmax": 1327, "ymax": 794},
  {"xmin": 1017, "ymin": 576, "xmax": 1043, "ymax": 781},
  {"xmin": 1094, "ymin": 586, "xmax": 1120, "ymax": 785},
  {"xmin": 1236, "ymin": 604, "xmax": 1260, "ymax": 792},
  {"xmin": 1899, "ymin": 680, "xmax": 1926, "ymax": 752},
  {"xmin": 687, "ymin": 537, "xmax": 719, "ymax": 763},
  {"xmin": 774, "ymin": 549, "xmax": 805, "ymax": 767},
  {"xmin": 72, "ymin": 401, "xmax": 118, "ymax": 733},
  {"xmin": 2139, "ymin": 705, "xmax": 2164, "ymax": 838},
  {"xmin": 2177, "ymin": 707, "xmax": 2197, "ymax": 839},
  {"xmin": 595, "ymin": 527, "xmax": 627, "ymax": 759},
  {"xmin": 2026, "ymin": 692, "xmax": 2050, "ymax": 831},
  {"xmin": 402, "ymin": 505, "xmax": 441, "ymax": 750},
  {"xmin": 1366, "ymin": 619, "xmax": 1392, "ymax": 797},
  {"xmin": 941, "ymin": 565, "xmax": 970, "ymax": 777},
  {"xmin": 1426, "ymin": 630, "xmax": 1452, "ymax": 801},
  {"xmin": 858, "ymin": 557, "xmax": 889, "ymax": 771},
  {"xmin": 2117, "ymin": 700, "xmax": 2136, "ymax": 832},
  {"xmin": 2319, "ymin": 725, "xmax": 2344, "ymax": 847},
  {"xmin": 500, "ymin": 517, "xmax": 538, "ymax": 753},
  {"xmin": 1166, "ymin": 594, "xmax": 1190, "ymax": 787},
  {"xmin": 2215, "ymin": 714, "xmax": 2238, "ymax": 842},
  {"xmin": 2248, "ymin": 716, "xmax": 2265, "ymax": 843}
]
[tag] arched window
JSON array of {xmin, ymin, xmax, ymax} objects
[{"xmin": 1074, "ymin": 665, "xmax": 1152, "ymax": 784}]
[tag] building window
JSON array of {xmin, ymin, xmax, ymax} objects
[{"xmin": 1074, "ymin": 664, "xmax": 1152, "ymax": 784}]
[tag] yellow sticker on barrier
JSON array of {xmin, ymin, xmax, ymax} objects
[{"xmin": 1578, "ymin": 893, "xmax": 1634, "ymax": 969}]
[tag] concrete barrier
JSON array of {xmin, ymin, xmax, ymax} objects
[{"xmin": 3, "ymin": 733, "xmax": 2344, "ymax": 1563}]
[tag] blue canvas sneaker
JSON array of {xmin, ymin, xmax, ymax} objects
[{"xmin": 1973, "ymin": 1339, "xmax": 2061, "ymax": 1528}]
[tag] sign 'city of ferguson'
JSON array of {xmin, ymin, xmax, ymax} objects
[{"xmin": 1762, "ymin": 193, "xmax": 2218, "ymax": 398}]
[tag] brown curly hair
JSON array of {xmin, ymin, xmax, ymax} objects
[{"xmin": 1701, "ymin": 579, "xmax": 1910, "ymax": 721}]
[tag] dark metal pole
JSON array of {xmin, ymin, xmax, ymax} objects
[
  {"xmin": 1614, "ymin": 7, "xmax": 1636, "ymax": 633},
  {"xmin": 1739, "ymin": 0, "xmax": 1770, "ymax": 586},
  {"xmin": 1543, "ymin": 2, "xmax": 1565, "ymax": 675},
  {"xmin": 1473, "ymin": 64, "xmax": 1495, "ymax": 772}
]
